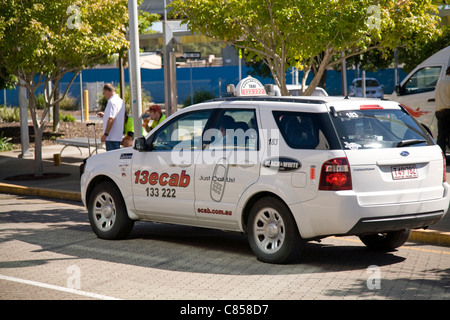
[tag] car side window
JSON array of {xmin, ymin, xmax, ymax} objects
[
  {"xmin": 152, "ymin": 109, "xmax": 213, "ymax": 151},
  {"xmin": 272, "ymin": 111, "xmax": 334, "ymax": 150},
  {"xmin": 205, "ymin": 109, "xmax": 259, "ymax": 150},
  {"xmin": 403, "ymin": 66, "xmax": 441, "ymax": 95}
]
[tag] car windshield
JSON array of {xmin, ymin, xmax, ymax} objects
[
  {"xmin": 330, "ymin": 108, "xmax": 433, "ymax": 150},
  {"xmin": 354, "ymin": 79, "xmax": 379, "ymax": 87}
]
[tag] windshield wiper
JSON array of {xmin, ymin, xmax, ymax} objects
[{"xmin": 396, "ymin": 139, "xmax": 427, "ymax": 147}]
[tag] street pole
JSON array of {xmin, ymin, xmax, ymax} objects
[
  {"xmin": 341, "ymin": 52, "xmax": 347, "ymax": 96},
  {"xmin": 190, "ymin": 60, "xmax": 193, "ymax": 105},
  {"xmin": 238, "ymin": 49, "xmax": 242, "ymax": 81},
  {"xmin": 394, "ymin": 49, "xmax": 399, "ymax": 87},
  {"xmin": 128, "ymin": 0, "xmax": 143, "ymax": 138},
  {"xmin": 163, "ymin": 0, "xmax": 178, "ymax": 116},
  {"xmin": 79, "ymin": 71, "xmax": 84, "ymax": 123},
  {"xmin": 362, "ymin": 70, "xmax": 366, "ymax": 98}
]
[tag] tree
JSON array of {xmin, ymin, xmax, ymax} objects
[
  {"xmin": 170, "ymin": 0, "xmax": 441, "ymax": 96},
  {"xmin": 0, "ymin": 0, "xmax": 129, "ymax": 177},
  {"xmin": 0, "ymin": 67, "xmax": 16, "ymax": 92},
  {"xmin": 398, "ymin": 25, "xmax": 450, "ymax": 74}
]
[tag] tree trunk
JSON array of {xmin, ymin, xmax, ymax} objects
[
  {"xmin": 301, "ymin": 68, "xmax": 311, "ymax": 94},
  {"xmin": 27, "ymin": 90, "xmax": 45, "ymax": 178},
  {"xmin": 53, "ymin": 81, "xmax": 60, "ymax": 132},
  {"xmin": 18, "ymin": 80, "xmax": 31, "ymax": 158},
  {"xmin": 303, "ymin": 48, "xmax": 334, "ymax": 96},
  {"xmin": 33, "ymin": 126, "xmax": 44, "ymax": 177},
  {"xmin": 270, "ymin": 57, "xmax": 289, "ymax": 96}
]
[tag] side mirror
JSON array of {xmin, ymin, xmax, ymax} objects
[
  {"xmin": 394, "ymin": 85, "xmax": 404, "ymax": 96},
  {"xmin": 133, "ymin": 136, "xmax": 147, "ymax": 151}
]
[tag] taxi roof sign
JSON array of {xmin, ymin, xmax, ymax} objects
[{"xmin": 227, "ymin": 76, "xmax": 267, "ymax": 97}]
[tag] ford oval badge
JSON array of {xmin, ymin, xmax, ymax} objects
[{"xmin": 400, "ymin": 151, "xmax": 410, "ymax": 157}]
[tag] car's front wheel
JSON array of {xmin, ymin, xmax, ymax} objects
[
  {"xmin": 247, "ymin": 197, "xmax": 304, "ymax": 264},
  {"xmin": 359, "ymin": 229, "xmax": 411, "ymax": 251},
  {"xmin": 88, "ymin": 181, "xmax": 134, "ymax": 240}
]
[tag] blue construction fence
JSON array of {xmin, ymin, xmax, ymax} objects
[{"xmin": 0, "ymin": 65, "xmax": 408, "ymax": 108}]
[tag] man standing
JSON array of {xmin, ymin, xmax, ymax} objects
[
  {"xmin": 435, "ymin": 66, "xmax": 450, "ymax": 155},
  {"xmin": 98, "ymin": 83, "xmax": 125, "ymax": 151}
]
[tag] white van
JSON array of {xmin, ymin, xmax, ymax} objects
[{"xmin": 390, "ymin": 46, "xmax": 450, "ymax": 140}]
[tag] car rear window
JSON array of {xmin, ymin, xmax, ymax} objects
[
  {"xmin": 354, "ymin": 79, "xmax": 380, "ymax": 87},
  {"xmin": 330, "ymin": 108, "xmax": 434, "ymax": 150},
  {"xmin": 272, "ymin": 111, "xmax": 340, "ymax": 150}
]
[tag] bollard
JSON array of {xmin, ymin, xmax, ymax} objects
[
  {"xmin": 84, "ymin": 89, "xmax": 89, "ymax": 122},
  {"xmin": 53, "ymin": 153, "xmax": 61, "ymax": 166}
]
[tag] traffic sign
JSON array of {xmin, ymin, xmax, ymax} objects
[{"xmin": 184, "ymin": 52, "xmax": 201, "ymax": 59}]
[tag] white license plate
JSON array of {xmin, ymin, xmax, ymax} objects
[{"xmin": 391, "ymin": 165, "xmax": 418, "ymax": 180}]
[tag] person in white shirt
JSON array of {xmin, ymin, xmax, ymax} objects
[
  {"xmin": 435, "ymin": 66, "xmax": 450, "ymax": 154},
  {"xmin": 97, "ymin": 83, "xmax": 125, "ymax": 151}
]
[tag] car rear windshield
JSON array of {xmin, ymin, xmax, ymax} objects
[
  {"xmin": 330, "ymin": 108, "xmax": 434, "ymax": 150},
  {"xmin": 354, "ymin": 79, "xmax": 379, "ymax": 87}
]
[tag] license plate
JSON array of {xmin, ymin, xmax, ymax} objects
[{"xmin": 391, "ymin": 165, "xmax": 418, "ymax": 180}]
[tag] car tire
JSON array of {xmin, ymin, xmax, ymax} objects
[
  {"xmin": 88, "ymin": 181, "xmax": 134, "ymax": 240},
  {"xmin": 359, "ymin": 229, "xmax": 411, "ymax": 251},
  {"xmin": 247, "ymin": 197, "xmax": 304, "ymax": 264}
]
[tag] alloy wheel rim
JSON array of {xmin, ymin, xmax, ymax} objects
[
  {"xmin": 93, "ymin": 192, "xmax": 116, "ymax": 231},
  {"xmin": 252, "ymin": 207, "xmax": 285, "ymax": 254}
]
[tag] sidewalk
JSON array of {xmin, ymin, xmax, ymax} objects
[
  {"xmin": 0, "ymin": 144, "xmax": 99, "ymax": 202},
  {"xmin": 0, "ymin": 144, "xmax": 449, "ymax": 247}
]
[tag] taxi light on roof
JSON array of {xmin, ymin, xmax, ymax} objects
[
  {"xmin": 360, "ymin": 104, "xmax": 383, "ymax": 110},
  {"xmin": 234, "ymin": 76, "xmax": 267, "ymax": 97}
]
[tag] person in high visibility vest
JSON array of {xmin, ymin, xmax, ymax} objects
[
  {"xmin": 121, "ymin": 113, "xmax": 134, "ymax": 147},
  {"xmin": 143, "ymin": 104, "xmax": 166, "ymax": 134}
]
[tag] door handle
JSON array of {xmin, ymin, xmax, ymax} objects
[
  {"xmin": 428, "ymin": 98, "xmax": 435, "ymax": 102},
  {"xmin": 169, "ymin": 162, "xmax": 192, "ymax": 168},
  {"xmin": 230, "ymin": 161, "xmax": 255, "ymax": 168}
]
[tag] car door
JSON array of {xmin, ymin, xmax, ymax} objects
[
  {"xmin": 131, "ymin": 108, "xmax": 214, "ymax": 220},
  {"xmin": 195, "ymin": 107, "xmax": 261, "ymax": 223},
  {"xmin": 393, "ymin": 65, "xmax": 443, "ymax": 136}
]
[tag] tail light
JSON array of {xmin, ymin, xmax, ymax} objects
[{"xmin": 319, "ymin": 157, "xmax": 352, "ymax": 190}]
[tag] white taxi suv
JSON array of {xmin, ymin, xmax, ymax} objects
[{"xmin": 80, "ymin": 78, "xmax": 449, "ymax": 264}]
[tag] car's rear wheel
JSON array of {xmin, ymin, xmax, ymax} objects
[
  {"xmin": 359, "ymin": 229, "xmax": 411, "ymax": 251},
  {"xmin": 247, "ymin": 197, "xmax": 304, "ymax": 264},
  {"xmin": 88, "ymin": 181, "xmax": 134, "ymax": 239}
]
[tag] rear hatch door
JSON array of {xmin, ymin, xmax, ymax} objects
[{"xmin": 330, "ymin": 105, "xmax": 445, "ymax": 206}]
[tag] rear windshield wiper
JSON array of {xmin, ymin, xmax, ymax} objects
[{"xmin": 396, "ymin": 139, "xmax": 427, "ymax": 147}]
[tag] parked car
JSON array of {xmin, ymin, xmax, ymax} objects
[
  {"xmin": 349, "ymin": 77, "xmax": 384, "ymax": 99},
  {"xmin": 81, "ymin": 77, "xmax": 449, "ymax": 264}
]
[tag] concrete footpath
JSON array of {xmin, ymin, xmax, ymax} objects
[{"xmin": 0, "ymin": 144, "xmax": 449, "ymax": 247}]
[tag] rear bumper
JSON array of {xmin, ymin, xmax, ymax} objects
[
  {"xmin": 345, "ymin": 211, "xmax": 445, "ymax": 236},
  {"xmin": 291, "ymin": 183, "xmax": 450, "ymax": 239}
]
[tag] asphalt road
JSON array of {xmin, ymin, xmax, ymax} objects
[{"xmin": 0, "ymin": 194, "xmax": 449, "ymax": 303}]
